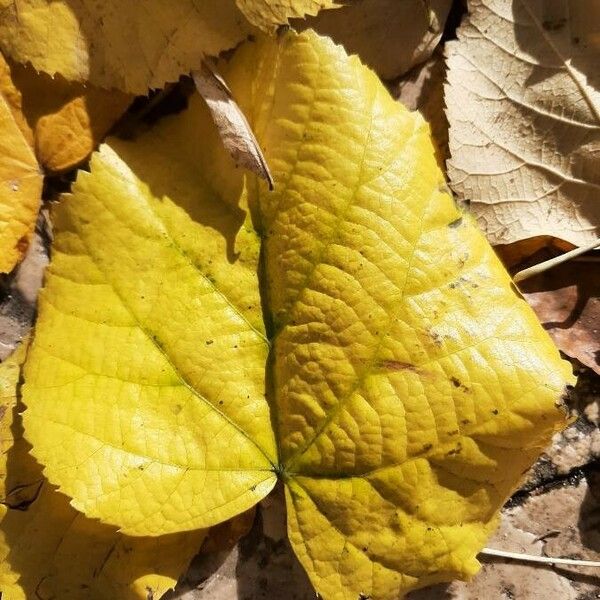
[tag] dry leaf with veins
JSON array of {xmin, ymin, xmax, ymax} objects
[
  {"xmin": 193, "ymin": 62, "xmax": 273, "ymax": 188},
  {"xmin": 446, "ymin": 0, "xmax": 600, "ymax": 247}
]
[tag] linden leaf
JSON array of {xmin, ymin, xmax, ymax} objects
[
  {"xmin": 22, "ymin": 101, "xmax": 278, "ymax": 534},
  {"xmin": 0, "ymin": 0, "xmax": 341, "ymax": 93},
  {"xmin": 223, "ymin": 31, "xmax": 574, "ymax": 599},
  {"xmin": 446, "ymin": 0, "xmax": 600, "ymax": 247},
  {"xmin": 0, "ymin": 343, "xmax": 206, "ymax": 599},
  {"xmin": 0, "ymin": 0, "xmax": 253, "ymax": 93},
  {"xmin": 0, "ymin": 54, "xmax": 131, "ymax": 173},
  {"xmin": 23, "ymin": 30, "xmax": 574, "ymax": 600},
  {"xmin": 0, "ymin": 62, "xmax": 42, "ymax": 274}
]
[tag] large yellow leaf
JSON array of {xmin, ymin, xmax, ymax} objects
[
  {"xmin": 23, "ymin": 97, "xmax": 278, "ymax": 535},
  {"xmin": 446, "ymin": 0, "xmax": 600, "ymax": 247},
  {"xmin": 0, "ymin": 343, "xmax": 206, "ymax": 599},
  {"xmin": 0, "ymin": 66, "xmax": 42, "ymax": 274},
  {"xmin": 23, "ymin": 31, "xmax": 574, "ymax": 599},
  {"xmin": 0, "ymin": 0, "xmax": 341, "ymax": 93},
  {"xmin": 0, "ymin": 54, "xmax": 131, "ymax": 173}
]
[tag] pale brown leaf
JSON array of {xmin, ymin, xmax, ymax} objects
[
  {"xmin": 192, "ymin": 62, "xmax": 273, "ymax": 188},
  {"xmin": 446, "ymin": 0, "xmax": 600, "ymax": 247},
  {"xmin": 519, "ymin": 256, "xmax": 599, "ymax": 375}
]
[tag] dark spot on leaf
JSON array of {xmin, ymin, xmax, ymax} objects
[
  {"xmin": 205, "ymin": 339, "xmax": 214, "ymax": 345},
  {"xmin": 448, "ymin": 216, "xmax": 463, "ymax": 229},
  {"xmin": 451, "ymin": 377, "xmax": 461, "ymax": 387},
  {"xmin": 492, "ymin": 409, "xmax": 499, "ymax": 415},
  {"xmin": 378, "ymin": 360, "xmax": 418, "ymax": 372},
  {"xmin": 15, "ymin": 236, "xmax": 29, "ymax": 254},
  {"xmin": 422, "ymin": 443, "xmax": 433, "ymax": 452}
]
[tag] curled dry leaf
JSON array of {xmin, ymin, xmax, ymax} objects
[
  {"xmin": 0, "ymin": 342, "xmax": 206, "ymax": 600},
  {"xmin": 22, "ymin": 31, "xmax": 574, "ymax": 600},
  {"xmin": 296, "ymin": 0, "xmax": 452, "ymax": 79},
  {"xmin": 193, "ymin": 63, "xmax": 273, "ymax": 188},
  {"xmin": 0, "ymin": 56, "xmax": 131, "ymax": 173},
  {"xmin": 518, "ymin": 256, "xmax": 600, "ymax": 375},
  {"xmin": 446, "ymin": 0, "xmax": 600, "ymax": 247}
]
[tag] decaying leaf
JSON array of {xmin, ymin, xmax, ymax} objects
[
  {"xmin": 297, "ymin": 0, "xmax": 452, "ymax": 79},
  {"xmin": 394, "ymin": 50, "xmax": 448, "ymax": 168},
  {"xmin": 0, "ymin": 0, "xmax": 341, "ymax": 93},
  {"xmin": 0, "ymin": 342, "xmax": 206, "ymax": 600},
  {"xmin": 0, "ymin": 54, "xmax": 131, "ymax": 173},
  {"xmin": 23, "ymin": 31, "xmax": 573, "ymax": 600},
  {"xmin": 446, "ymin": 0, "xmax": 600, "ymax": 247},
  {"xmin": 192, "ymin": 62, "xmax": 273, "ymax": 188},
  {"xmin": 0, "ymin": 66, "xmax": 42, "ymax": 274},
  {"xmin": 518, "ymin": 257, "xmax": 600, "ymax": 375}
]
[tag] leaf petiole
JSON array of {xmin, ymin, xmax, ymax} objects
[{"xmin": 513, "ymin": 237, "xmax": 600, "ymax": 283}]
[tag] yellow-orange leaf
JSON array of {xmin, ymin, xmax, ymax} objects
[
  {"xmin": 0, "ymin": 55, "xmax": 131, "ymax": 173},
  {"xmin": 0, "ymin": 64, "xmax": 42, "ymax": 274}
]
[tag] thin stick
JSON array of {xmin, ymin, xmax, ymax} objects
[
  {"xmin": 513, "ymin": 237, "xmax": 600, "ymax": 283},
  {"xmin": 481, "ymin": 547, "xmax": 600, "ymax": 567}
]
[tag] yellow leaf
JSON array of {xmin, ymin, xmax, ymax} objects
[
  {"xmin": 23, "ymin": 31, "xmax": 574, "ymax": 599},
  {"xmin": 0, "ymin": 0, "xmax": 341, "ymax": 93},
  {"xmin": 0, "ymin": 64, "xmax": 42, "ymax": 274},
  {"xmin": 237, "ymin": 0, "xmax": 342, "ymax": 31},
  {"xmin": 4, "ymin": 57, "xmax": 132, "ymax": 173},
  {"xmin": 0, "ymin": 0, "xmax": 253, "ymax": 93},
  {"xmin": 23, "ymin": 98, "xmax": 278, "ymax": 535},
  {"xmin": 0, "ymin": 342, "xmax": 206, "ymax": 600},
  {"xmin": 445, "ymin": 0, "xmax": 600, "ymax": 247}
]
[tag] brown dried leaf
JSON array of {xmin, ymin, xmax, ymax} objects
[
  {"xmin": 519, "ymin": 257, "xmax": 600, "ymax": 375},
  {"xmin": 446, "ymin": 0, "xmax": 600, "ymax": 247},
  {"xmin": 192, "ymin": 63, "xmax": 273, "ymax": 188}
]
